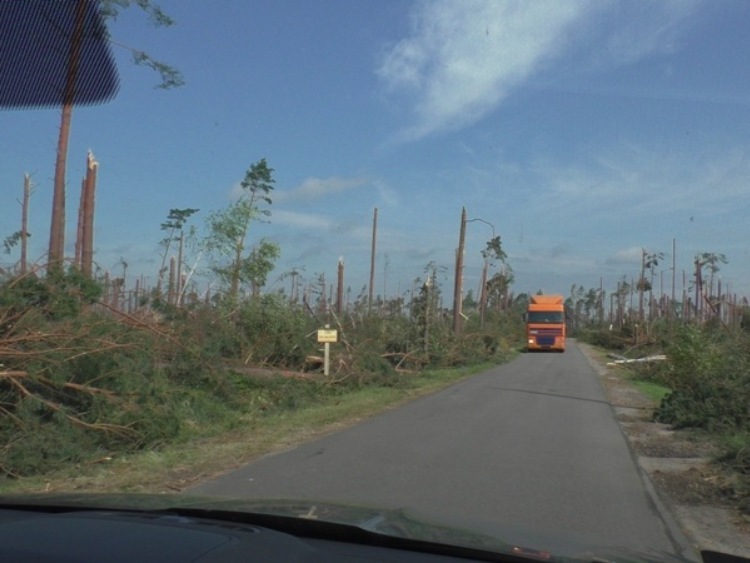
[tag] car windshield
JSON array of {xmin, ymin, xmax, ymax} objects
[
  {"xmin": 527, "ymin": 312, "xmax": 564, "ymax": 324},
  {"xmin": 2, "ymin": 1, "xmax": 749, "ymax": 560}
]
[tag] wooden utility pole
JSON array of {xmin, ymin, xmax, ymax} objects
[
  {"xmin": 368, "ymin": 207, "xmax": 378, "ymax": 314},
  {"xmin": 452, "ymin": 207, "xmax": 467, "ymax": 334}
]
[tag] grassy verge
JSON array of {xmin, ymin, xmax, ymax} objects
[
  {"xmin": 0, "ymin": 363, "xmax": 497, "ymax": 496},
  {"xmin": 580, "ymin": 343, "xmax": 671, "ymax": 403},
  {"xmin": 628, "ymin": 379, "xmax": 671, "ymax": 403}
]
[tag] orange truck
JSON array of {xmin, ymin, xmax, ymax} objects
[{"xmin": 526, "ymin": 295, "xmax": 566, "ymax": 352}]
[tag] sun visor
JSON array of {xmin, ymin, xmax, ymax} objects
[{"xmin": 0, "ymin": 0, "xmax": 119, "ymax": 109}]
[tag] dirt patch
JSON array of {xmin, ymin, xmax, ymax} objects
[{"xmin": 578, "ymin": 342, "xmax": 750, "ymax": 559}]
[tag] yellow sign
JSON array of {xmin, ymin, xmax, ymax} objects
[{"xmin": 317, "ymin": 329, "xmax": 338, "ymax": 343}]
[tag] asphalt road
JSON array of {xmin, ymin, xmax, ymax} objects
[{"xmin": 190, "ymin": 341, "xmax": 688, "ymax": 556}]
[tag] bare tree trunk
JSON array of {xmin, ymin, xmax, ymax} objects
[
  {"xmin": 452, "ymin": 207, "xmax": 467, "ymax": 334},
  {"xmin": 20, "ymin": 174, "xmax": 30, "ymax": 275},
  {"xmin": 49, "ymin": 0, "xmax": 87, "ymax": 274},
  {"xmin": 479, "ymin": 259, "xmax": 488, "ymax": 328},
  {"xmin": 81, "ymin": 152, "xmax": 97, "ymax": 278},
  {"xmin": 290, "ymin": 269, "xmax": 299, "ymax": 305},
  {"xmin": 336, "ymin": 258, "xmax": 344, "ymax": 317},
  {"xmin": 319, "ymin": 274, "xmax": 327, "ymax": 316},
  {"xmin": 176, "ymin": 231, "xmax": 184, "ymax": 306},
  {"xmin": 229, "ymin": 223, "xmax": 248, "ymax": 300},
  {"xmin": 638, "ymin": 249, "xmax": 645, "ymax": 323},
  {"xmin": 168, "ymin": 256, "xmax": 176, "ymax": 306},
  {"xmin": 75, "ymin": 177, "xmax": 85, "ymax": 268},
  {"xmin": 694, "ymin": 259, "xmax": 702, "ymax": 323},
  {"xmin": 368, "ymin": 207, "xmax": 377, "ymax": 314},
  {"xmin": 103, "ymin": 271, "xmax": 111, "ymax": 306}
]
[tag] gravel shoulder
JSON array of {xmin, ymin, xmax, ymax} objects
[{"xmin": 577, "ymin": 342, "xmax": 750, "ymax": 559}]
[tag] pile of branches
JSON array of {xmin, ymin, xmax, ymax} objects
[{"xmin": 0, "ymin": 272, "xmax": 185, "ymax": 477}]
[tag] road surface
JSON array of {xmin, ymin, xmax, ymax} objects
[{"xmin": 190, "ymin": 341, "xmax": 689, "ymax": 556}]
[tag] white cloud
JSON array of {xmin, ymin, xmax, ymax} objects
[
  {"xmin": 272, "ymin": 211, "xmax": 372, "ymax": 244},
  {"xmin": 593, "ymin": 0, "xmax": 699, "ymax": 66},
  {"xmin": 377, "ymin": 0, "xmax": 700, "ymax": 141},
  {"xmin": 275, "ymin": 176, "xmax": 368, "ymax": 204},
  {"xmin": 605, "ymin": 246, "xmax": 643, "ymax": 265},
  {"xmin": 374, "ymin": 179, "xmax": 399, "ymax": 206},
  {"xmin": 227, "ymin": 181, "xmax": 243, "ymax": 202},
  {"xmin": 526, "ymin": 143, "xmax": 750, "ymax": 224},
  {"xmin": 273, "ymin": 210, "xmax": 333, "ymax": 230},
  {"xmin": 377, "ymin": 0, "xmax": 589, "ymax": 140}
]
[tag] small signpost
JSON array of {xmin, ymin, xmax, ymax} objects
[{"xmin": 316, "ymin": 325, "xmax": 338, "ymax": 376}]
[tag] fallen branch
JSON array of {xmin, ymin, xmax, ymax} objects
[
  {"xmin": 606, "ymin": 354, "xmax": 667, "ymax": 366},
  {"xmin": 5, "ymin": 375, "xmax": 134, "ymax": 436},
  {"xmin": 40, "ymin": 377, "xmax": 118, "ymax": 399},
  {"xmin": 0, "ymin": 370, "xmax": 28, "ymax": 378}
]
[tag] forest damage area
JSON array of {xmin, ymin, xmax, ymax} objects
[
  {"xmin": 579, "ymin": 318, "xmax": 750, "ymax": 527},
  {"xmin": 0, "ymin": 268, "xmax": 522, "ymax": 481}
]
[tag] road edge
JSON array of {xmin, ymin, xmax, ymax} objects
[{"xmin": 575, "ymin": 340, "xmax": 700, "ymax": 562}]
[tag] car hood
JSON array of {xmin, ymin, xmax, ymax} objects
[{"xmin": 0, "ymin": 493, "xmax": 691, "ymax": 563}]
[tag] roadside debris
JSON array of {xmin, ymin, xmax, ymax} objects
[{"xmin": 606, "ymin": 353, "xmax": 667, "ymax": 366}]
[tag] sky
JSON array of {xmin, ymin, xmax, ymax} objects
[{"xmin": 3, "ymin": 0, "xmax": 750, "ymax": 302}]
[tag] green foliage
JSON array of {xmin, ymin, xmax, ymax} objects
[
  {"xmin": 578, "ymin": 328, "xmax": 631, "ymax": 350},
  {"xmin": 0, "ymin": 242, "xmax": 523, "ymax": 480},
  {"xmin": 653, "ymin": 326, "xmax": 749, "ymax": 432},
  {"xmin": 242, "ymin": 239, "xmax": 281, "ymax": 295},
  {"xmin": 100, "ymin": 0, "xmax": 175, "ymax": 26},
  {"xmin": 99, "ymin": 0, "xmax": 185, "ymax": 89},
  {"xmin": 581, "ymin": 320, "xmax": 749, "ymax": 509},
  {"xmin": 3, "ymin": 230, "xmax": 29, "ymax": 254},
  {"xmin": 235, "ymin": 294, "xmax": 315, "ymax": 367},
  {"xmin": 0, "ymin": 269, "xmax": 102, "ymax": 320},
  {"xmin": 481, "ymin": 235, "xmax": 507, "ymax": 265},
  {"xmin": 204, "ymin": 160, "xmax": 278, "ymax": 298},
  {"xmin": 161, "ymin": 207, "xmax": 199, "ymax": 233}
]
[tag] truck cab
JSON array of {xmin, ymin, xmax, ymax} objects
[{"xmin": 526, "ymin": 295, "xmax": 566, "ymax": 352}]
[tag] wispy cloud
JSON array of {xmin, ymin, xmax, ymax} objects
[
  {"xmin": 605, "ymin": 246, "xmax": 643, "ymax": 266},
  {"xmin": 590, "ymin": 0, "xmax": 699, "ymax": 67},
  {"xmin": 377, "ymin": 1, "xmax": 587, "ymax": 140},
  {"xmin": 227, "ymin": 176, "xmax": 368, "ymax": 204},
  {"xmin": 273, "ymin": 210, "xmax": 333, "ymax": 230},
  {"xmin": 377, "ymin": 0, "xmax": 700, "ymax": 141},
  {"xmin": 533, "ymin": 144, "xmax": 750, "ymax": 220},
  {"xmin": 275, "ymin": 176, "xmax": 368, "ymax": 204},
  {"xmin": 374, "ymin": 179, "xmax": 399, "ymax": 206}
]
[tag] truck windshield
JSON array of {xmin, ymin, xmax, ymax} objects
[{"xmin": 527, "ymin": 312, "xmax": 564, "ymax": 324}]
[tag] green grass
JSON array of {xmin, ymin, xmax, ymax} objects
[
  {"xmin": 0, "ymin": 363, "xmax": 497, "ymax": 496},
  {"xmin": 629, "ymin": 379, "xmax": 671, "ymax": 402}
]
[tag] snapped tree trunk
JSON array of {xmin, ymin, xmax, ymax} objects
[
  {"xmin": 20, "ymin": 174, "xmax": 30, "ymax": 275},
  {"xmin": 49, "ymin": 0, "xmax": 87, "ymax": 274},
  {"xmin": 81, "ymin": 152, "xmax": 97, "ymax": 278}
]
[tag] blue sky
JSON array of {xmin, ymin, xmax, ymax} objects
[{"xmin": 3, "ymin": 0, "xmax": 750, "ymax": 301}]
